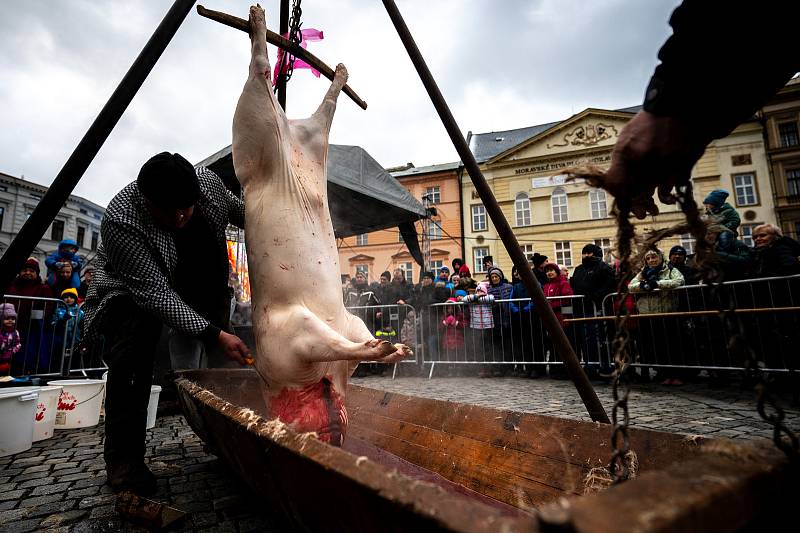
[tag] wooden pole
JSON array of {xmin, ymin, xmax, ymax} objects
[
  {"xmin": 0, "ymin": 0, "xmax": 197, "ymax": 294},
  {"xmin": 276, "ymin": 0, "xmax": 289, "ymax": 110},
  {"xmin": 381, "ymin": 0, "xmax": 609, "ymax": 424},
  {"xmin": 196, "ymin": 5, "xmax": 368, "ymax": 110}
]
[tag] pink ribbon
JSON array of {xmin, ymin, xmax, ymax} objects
[{"xmin": 272, "ymin": 28, "xmax": 324, "ymax": 85}]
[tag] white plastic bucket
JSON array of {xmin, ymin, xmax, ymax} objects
[
  {"xmin": 0, "ymin": 389, "xmax": 39, "ymax": 456},
  {"xmin": 47, "ymin": 379, "xmax": 106, "ymax": 429},
  {"xmin": 3, "ymin": 386, "xmax": 62, "ymax": 441},
  {"xmin": 147, "ymin": 385, "xmax": 162, "ymax": 430}
]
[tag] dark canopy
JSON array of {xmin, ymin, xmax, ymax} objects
[{"xmin": 196, "ymin": 144, "xmax": 427, "ymax": 238}]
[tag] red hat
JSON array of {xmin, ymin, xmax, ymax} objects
[
  {"xmin": 23, "ymin": 257, "xmax": 40, "ymax": 274},
  {"xmin": 458, "ymin": 264, "xmax": 471, "ymax": 277}
]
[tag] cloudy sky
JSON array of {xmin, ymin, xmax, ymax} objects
[{"xmin": 0, "ymin": 0, "xmax": 680, "ymax": 207}]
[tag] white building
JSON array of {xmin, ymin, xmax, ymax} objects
[{"xmin": 0, "ymin": 171, "xmax": 105, "ymax": 268}]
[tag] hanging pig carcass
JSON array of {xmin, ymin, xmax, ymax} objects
[{"xmin": 231, "ymin": 5, "xmax": 411, "ymax": 446}]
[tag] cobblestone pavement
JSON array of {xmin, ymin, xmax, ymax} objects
[{"xmin": 1, "ymin": 375, "xmax": 798, "ymax": 531}]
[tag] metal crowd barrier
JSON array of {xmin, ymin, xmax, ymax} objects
[
  {"xmin": 345, "ymin": 303, "xmax": 419, "ymax": 378},
  {"xmin": 1, "ymin": 294, "xmax": 86, "ymax": 378},
  {"xmin": 419, "ymin": 295, "xmax": 608, "ymax": 378},
  {"xmin": 596, "ymin": 274, "xmax": 800, "ymax": 374}
]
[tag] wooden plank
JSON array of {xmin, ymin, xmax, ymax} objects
[
  {"xmin": 349, "ymin": 410, "xmax": 579, "ymax": 508},
  {"xmin": 347, "ymin": 386, "xmax": 701, "ymax": 473}
]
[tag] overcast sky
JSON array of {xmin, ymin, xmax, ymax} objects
[{"xmin": 0, "ymin": 0, "xmax": 681, "ymax": 207}]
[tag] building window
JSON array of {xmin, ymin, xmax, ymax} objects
[
  {"xmin": 424, "ymin": 186, "xmax": 441, "ymax": 204},
  {"xmin": 733, "ymin": 173, "xmax": 758, "ymax": 206},
  {"xmin": 76, "ymin": 226, "xmax": 86, "ymax": 248},
  {"xmin": 554, "ymin": 241, "xmax": 572, "ymax": 267},
  {"xmin": 0, "ymin": 185, "xmax": 7, "ymax": 192},
  {"xmin": 430, "ymin": 260, "xmax": 443, "ymax": 272},
  {"xmin": 429, "ymin": 220, "xmax": 442, "ymax": 240},
  {"xmin": 679, "ymin": 233, "xmax": 695, "ymax": 255},
  {"xmin": 472, "ymin": 205, "xmax": 487, "ymax": 231},
  {"xmin": 0, "ymin": 206, "xmax": 4, "ymax": 231},
  {"xmin": 515, "ymin": 193, "xmax": 531, "ymax": 226},
  {"xmin": 551, "ymin": 187, "xmax": 568, "ymax": 223},
  {"xmin": 398, "ymin": 229, "xmax": 405, "ymax": 242},
  {"xmin": 473, "ymin": 247, "xmax": 490, "ymax": 273},
  {"xmin": 787, "ymin": 168, "xmax": 800, "ymax": 197},
  {"xmin": 91, "ymin": 231, "xmax": 99, "ymax": 251},
  {"xmin": 79, "ymin": 208, "xmax": 88, "ymax": 215},
  {"xmin": 355, "ymin": 264, "xmax": 369, "ymax": 279},
  {"xmin": 355, "ymin": 233, "xmax": 368, "ymax": 246},
  {"xmin": 520, "ymin": 244, "xmax": 534, "ymax": 259},
  {"xmin": 399, "ymin": 262, "xmax": 413, "ymax": 282},
  {"xmin": 594, "ymin": 238, "xmax": 612, "ymax": 261},
  {"xmin": 31, "ymin": 192, "xmax": 43, "ymax": 200},
  {"xmin": 93, "ymin": 213, "xmax": 102, "ymax": 220},
  {"xmin": 779, "ymin": 122, "xmax": 799, "ymax": 147},
  {"xmin": 739, "ymin": 224, "xmax": 758, "ymax": 248},
  {"xmin": 51, "ymin": 220, "xmax": 64, "ymax": 242},
  {"xmin": 589, "ymin": 189, "xmax": 608, "ymax": 219}
]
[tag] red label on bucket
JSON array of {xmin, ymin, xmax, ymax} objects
[
  {"xmin": 35, "ymin": 403, "xmax": 46, "ymax": 421},
  {"xmin": 58, "ymin": 391, "xmax": 77, "ymax": 411}
]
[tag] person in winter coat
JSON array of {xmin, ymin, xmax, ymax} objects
[
  {"xmin": 456, "ymin": 264, "xmax": 477, "ymax": 293},
  {"xmin": 52, "ymin": 288, "xmax": 84, "ymax": 351},
  {"xmin": 752, "ymin": 223, "xmax": 800, "ymax": 278},
  {"xmin": 570, "ymin": 244, "xmax": 616, "ymax": 374},
  {"xmin": 629, "ymin": 249, "xmax": 685, "ymax": 313},
  {"xmin": 704, "ymin": 224, "xmax": 752, "ymax": 281},
  {"xmin": 629, "ymin": 249, "xmax": 685, "ymax": 384},
  {"xmin": 0, "ymin": 303, "xmax": 22, "ymax": 376},
  {"xmin": 439, "ymin": 298, "xmax": 465, "ymax": 358},
  {"xmin": 45, "ymin": 239, "xmax": 83, "ymax": 289},
  {"xmin": 509, "ymin": 265, "xmax": 538, "ymax": 376},
  {"xmin": 703, "ymin": 189, "xmax": 740, "ymax": 250},
  {"xmin": 530, "ymin": 253, "xmax": 549, "ymax": 287},
  {"xmin": 6, "ymin": 258, "xmax": 56, "ymax": 374},
  {"xmin": 344, "ymin": 272, "xmax": 381, "ymax": 334},
  {"xmin": 462, "ymin": 281, "xmax": 495, "ymax": 371},
  {"xmin": 486, "ymin": 266, "xmax": 513, "ymax": 374},
  {"xmin": 542, "ymin": 263, "xmax": 574, "ymax": 377}
]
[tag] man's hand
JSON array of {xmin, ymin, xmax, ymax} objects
[
  {"xmin": 217, "ymin": 330, "xmax": 252, "ymax": 365},
  {"xmin": 600, "ymin": 111, "xmax": 710, "ymax": 219}
]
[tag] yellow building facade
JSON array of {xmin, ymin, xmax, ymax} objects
[
  {"xmin": 462, "ymin": 107, "xmax": 778, "ymax": 276},
  {"xmin": 337, "ymin": 162, "xmax": 463, "ymax": 283}
]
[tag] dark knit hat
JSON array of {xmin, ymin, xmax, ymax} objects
[
  {"xmin": 451, "ymin": 258, "xmax": 463, "ymax": 270},
  {"xmin": 669, "ymin": 245, "xmax": 687, "ymax": 257},
  {"xmin": 422, "ymin": 271, "xmax": 435, "ymax": 280},
  {"xmin": 137, "ymin": 152, "xmax": 200, "ymax": 209},
  {"xmin": 531, "ymin": 253, "xmax": 548, "ymax": 267},
  {"xmin": 703, "ymin": 189, "xmax": 729, "ymax": 208},
  {"xmin": 22, "ymin": 257, "xmax": 40, "ymax": 274},
  {"xmin": 581, "ymin": 244, "xmax": 603, "ymax": 258},
  {"xmin": 380, "ymin": 271, "xmax": 391, "ymax": 280}
]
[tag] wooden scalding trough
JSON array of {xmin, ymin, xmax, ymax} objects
[{"xmin": 175, "ymin": 369, "xmax": 796, "ymax": 531}]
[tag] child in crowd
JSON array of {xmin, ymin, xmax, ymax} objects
[
  {"xmin": 0, "ymin": 303, "xmax": 22, "ymax": 376},
  {"xmin": 440, "ymin": 297, "xmax": 465, "ymax": 357},
  {"xmin": 51, "ymin": 288, "xmax": 85, "ymax": 350},
  {"xmin": 45, "ymin": 239, "xmax": 83, "ymax": 289},
  {"xmin": 703, "ymin": 189, "xmax": 741, "ymax": 249},
  {"xmin": 462, "ymin": 281, "xmax": 495, "ymax": 374},
  {"xmin": 542, "ymin": 263, "xmax": 573, "ymax": 378}
]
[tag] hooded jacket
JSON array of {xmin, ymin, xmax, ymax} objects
[
  {"xmin": 542, "ymin": 263, "xmax": 574, "ymax": 325},
  {"xmin": 629, "ymin": 253, "xmax": 685, "ymax": 314}
]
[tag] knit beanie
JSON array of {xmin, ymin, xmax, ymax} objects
[
  {"xmin": 703, "ymin": 189, "xmax": 729, "ymax": 208},
  {"xmin": 454, "ymin": 289, "xmax": 467, "ymax": 298},
  {"xmin": 23, "ymin": 257, "xmax": 40, "ymax": 274},
  {"xmin": 61, "ymin": 287, "xmax": 79, "ymax": 301},
  {"xmin": 451, "ymin": 258, "xmax": 463, "ymax": 271},
  {"xmin": 137, "ymin": 152, "xmax": 200, "ymax": 209},
  {"xmin": 669, "ymin": 245, "xmax": 687, "ymax": 257},
  {"xmin": 0, "ymin": 303, "xmax": 17, "ymax": 319},
  {"xmin": 581, "ymin": 244, "xmax": 603, "ymax": 258},
  {"xmin": 458, "ymin": 264, "xmax": 471, "ymax": 277},
  {"xmin": 531, "ymin": 253, "xmax": 548, "ymax": 267}
]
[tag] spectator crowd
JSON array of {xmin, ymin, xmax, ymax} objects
[
  {"xmin": 1, "ymin": 239, "xmax": 94, "ymax": 376},
  {"xmin": 341, "ymin": 190, "xmax": 800, "ymax": 382}
]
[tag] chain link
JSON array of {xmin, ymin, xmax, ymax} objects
[{"xmin": 274, "ymin": 0, "xmax": 303, "ymax": 94}]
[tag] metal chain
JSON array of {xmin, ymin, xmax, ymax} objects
[
  {"xmin": 274, "ymin": 0, "xmax": 303, "ymax": 93},
  {"xmin": 608, "ymin": 207, "xmax": 636, "ymax": 483}
]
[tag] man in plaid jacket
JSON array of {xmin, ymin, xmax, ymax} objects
[{"xmin": 83, "ymin": 152, "xmax": 250, "ymax": 495}]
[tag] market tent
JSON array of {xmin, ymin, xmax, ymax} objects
[{"xmin": 196, "ymin": 144, "xmax": 427, "ymax": 239}]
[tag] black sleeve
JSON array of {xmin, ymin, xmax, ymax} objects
[{"xmin": 644, "ymin": 0, "xmax": 800, "ymax": 140}]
